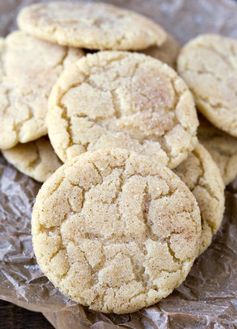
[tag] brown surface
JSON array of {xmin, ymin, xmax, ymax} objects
[{"xmin": 0, "ymin": 300, "xmax": 53, "ymax": 329}]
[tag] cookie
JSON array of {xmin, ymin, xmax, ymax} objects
[
  {"xmin": 0, "ymin": 31, "xmax": 84, "ymax": 149},
  {"xmin": 32, "ymin": 148, "xmax": 201, "ymax": 314},
  {"xmin": 17, "ymin": 2, "xmax": 167, "ymax": 50},
  {"xmin": 47, "ymin": 51, "xmax": 198, "ymax": 168},
  {"xmin": 2, "ymin": 137, "xmax": 62, "ymax": 183},
  {"xmin": 198, "ymin": 116, "xmax": 237, "ymax": 185},
  {"xmin": 0, "ymin": 38, "xmax": 4, "ymax": 77},
  {"xmin": 143, "ymin": 34, "xmax": 180, "ymax": 68},
  {"xmin": 177, "ymin": 34, "xmax": 237, "ymax": 137},
  {"xmin": 175, "ymin": 143, "xmax": 225, "ymax": 255}
]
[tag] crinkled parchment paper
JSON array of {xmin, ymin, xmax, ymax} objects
[{"xmin": 1, "ymin": 0, "xmax": 237, "ymax": 328}]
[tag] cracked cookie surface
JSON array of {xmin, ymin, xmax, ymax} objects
[
  {"xmin": 175, "ymin": 143, "xmax": 225, "ymax": 255},
  {"xmin": 17, "ymin": 2, "xmax": 166, "ymax": 50},
  {"xmin": 177, "ymin": 34, "xmax": 237, "ymax": 137},
  {"xmin": 32, "ymin": 148, "xmax": 201, "ymax": 314},
  {"xmin": 0, "ymin": 31, "xmax": 84, "ymax": 149},
  {"xmin": 47, "ymin": 51, "xmax": 198, "ymax": 168},
  {"xmin": 143, "ymin": 34, "xmax": 180, "ymax": 68},
  {"xmin": 198, "ymin": 116, "xmax": 237, "ymax": 185},
  {"xmin": 2, "ymin": 137, "xmax": 62, "ymax": 183}
]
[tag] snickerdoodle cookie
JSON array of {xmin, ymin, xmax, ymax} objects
[
  {"xmin": 0, "ymin": 31, "xmax": 83, "ymax": 149},
  {"xmin": 47, "ymin": 51, "xmax": 198, "ymax": 168},
  {"xmin": 178, "ymin": 34, "xmax": 237, "ymax": 137},
  {"xmin": 32, "ymin": 149, "xmax": 201, "ymax": 314},
  {"xmin": 18, "ymin": 2, "xmax": 167, "ymax": 50}
]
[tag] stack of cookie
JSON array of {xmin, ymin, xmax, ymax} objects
[{"xmin": 0, "ymin": 1, "xmax": 235, "ymax": 314}]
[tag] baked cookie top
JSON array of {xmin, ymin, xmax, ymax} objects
[
  {"xmin": 198, "ymin": 116, "xmax": 237, "ymax": 185},
  {"xmin": 2, "ymin": 137, "xmax": 62, "ymax": 183},
  {"xmin": 47, "ymin": 51, "xmax": 198, "ymax": 168},
  {"xmin": 0, "ymin": 31, "xmax": 84, "ymax": 149},
  {"xmin": 143, "ymin": 34, "xmax": 180, "ymax": 68},
  {"xmin": 177, "ymin": 34, "xmax": 237, "ymax": 137},
  {"xmin": 175, "ymin": 143, "xmax": 225, "ymax": 255},
  {"xmin": 32, "ymin": 148, "xmax": 201, "ymax": 314},
  {"xmin": 17, "ymin": 2, "xmax": 167, "ymax": 50}
]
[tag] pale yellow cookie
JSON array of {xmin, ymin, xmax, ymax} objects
[
  {"xmin": 18, "ymin": 2, "xmax": 167, "ymax": 50},
  {"xmin": 47, "ymin": 51, "xmax": 198, "ymax": 168},
  {"xmin": 2, "ymin": 137, "xmax": 62, "ymax": 183},
  {"xmin": 32, "ymin": 148, "xmax": 201, "ymax": 314},
  {"xmin": 175, "ymin": 143, "xmax": 225, "ymax": 255},
  {"xmin": 198, "ymin": 116, "xmax": 237, "ymax": 185},
  {"xmin": 177, "ymin": 34, "xmax": 237, "ymax": 137},
  {"xmin": 143, "ymin": 34, "xmax": 180, "ymax": 68},
  {"xmin": 0, "ymin": 31, "xmax": 84, "ymax": 149},
  {"xmin": 0, "ymin": 38, "xmax": 4, "ymax": 77}
]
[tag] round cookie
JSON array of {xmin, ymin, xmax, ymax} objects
[
  {"xmin": 198, "ymin": 116, "xmax": 237, "ymax": 185},
  {"xmin": 175, "ymin": 143, "xmax": 225, "ymax": 255},
  {"xmin": 47, "ymin": 51, "xmax": 198, "ymax": 168},
  {"xmin": 2, "ymin": 137, "xmax": 62, "ymax": 183},
  {"xmin": 177, "ymin": 34, "xmax": 237, "ymax": 137},
  {"xmin": 143, "ymin": 34, "xmax": 180, "ymax": 68},
  {"xmin": 32, "ymin": 148, "xmax": 201, "ymax": 314},
  {"xmin": 0, "ymin": 31, "xmax": 84, "ymax": 149},
  {"xmin": 17, "ymin": 2, "xmax": 167, "ymax": 50}
]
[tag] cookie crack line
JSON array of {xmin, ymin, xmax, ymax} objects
[
  {"xmin": 58, "ymin": 101, "xmax": 76, "ymax": 157},
  {"xmin": 24, "ymin": 142, "xmax": 42, "ymax": 172},
  {"xmin": 192, "ymin": 150, "xmax": 221, "ymax": 203},
  {"xmin": 180, "ymin": 66, "xmax": 226, "ymax": 85},
  {"xmin": 13, "ymin": 108, "xmax": 34, "ymax": 138},
  {"xmin": 192, "ymin": 151, "xmax": 223, "ymax": 231},
  {"xmin": 51, "ymin": 47, "xmax": 70, "ymax": 71},
  {"xmin": 142, "ymin": 183, "xmax": 158, "ymax": 241},
  {"xmin": 165, "ymin": 235, "xmax": 182, "ymax": 264},
  {"xmin": 196, "ymin": 94, "xmax": 233, "ymax": 117},
  {"xmin": 199, "ymin": 43, "xmax": 237, "ymax": 71},
  {"xmin": 1, "ymin": 87, "xmax": 11, "ymax": 118}
]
